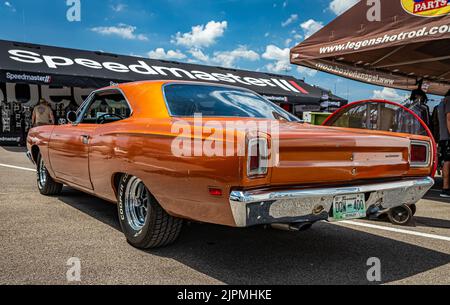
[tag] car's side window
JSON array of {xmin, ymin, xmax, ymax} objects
[{"xmin": 80, "ymin": 90, "xmax": 131, "ymax": 124}]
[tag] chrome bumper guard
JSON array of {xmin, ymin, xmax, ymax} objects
[
  {"xmin": 229, "ymin": 177, "xmax": 434, "ymax": 227},
  {"xmin": 26, "ymin": 151, "xmax": 35, "ymax": 165}
]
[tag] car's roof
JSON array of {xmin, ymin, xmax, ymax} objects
[
  {"xmin": 95, "ymin": 80, "xmax": 271, "ymax": 120},
  {"xmin": 95, "ymin": 80, "xmax": 256, "ymax": 120},
  {"xmin": 104, "ymin": 80, "xmax": 253, "ymax": 92}
]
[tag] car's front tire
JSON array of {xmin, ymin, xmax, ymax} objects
[
  {"xmin": 117, "ymin": 175, "xmax": 183, "ymax": 249},
  {"xmin": 36, "ymin": 153, "xmax": 63, "ymax": 196}
]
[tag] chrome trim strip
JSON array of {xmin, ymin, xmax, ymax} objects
[
  {"xmin": 229, "ymin": 177, "xmax": 434, "ymax": 227},
  {"xmin": 410, "ymin": 140, "xmax": 431, "ymax": 168},
  {"xmin": 74, "ymin": 87, "xmax": 134, "ymax": 125},
  {"xmin": 247, "ymin": 137, "xmax": 269, "ymax": 177},
  {"xmin": 26, "ymin": 151, "xmax": 35, "ymax": 165}
]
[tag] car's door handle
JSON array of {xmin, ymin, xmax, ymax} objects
[{"xmin": 81, "ymin": 135, "xmax": 90, "ymax": 144}]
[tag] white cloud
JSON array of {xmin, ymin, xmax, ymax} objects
[
  {"xmin": 189, "ymin": 48, "xmax": 210, "ymax": 63},
  {"xmin": 284, "ymin": 38, "xmax": 293, "ymax": 47},
  {"xmin": 172, "ymin": 21, "xmax": 228, "ymax": 48},
  {"xmin": 300, "ymin": 19, "xmax": 324, "ymax": 38},
  {"xmin": 372, "ymin": 88, "xmax": 409, "ymax": 102},
  {"xmin": 111, "ymin": 3, "xmax": 127, "ymax": 12},
  {"xmin": 147, "ymin": 48, "xmax": 186, "ymax": 60},
  {"xmin": 212, "ymin": 46, "xmax": 260, "ymax": 68},
  {"xmin": 281, "ymin": 14, "xmax": 298, "ymax": 27},
  {"xmin": 290, "ymin": 30, "xmax": 303, "ymax": 41},
  {"xmin": 4, "ymin": 1, "xmax": 16, "ymax": 12},
  {"xmin": 262, "ymin": 45, "xmax": 291, "ymax": 73},
  {"xmin": 188, "ymin": 46, "xmax": 260, "ymax": 68},
  {"xmin": 91, "ymin": 24, "xmax": 148, "ymax": 41},
  {"xmin": 297, "ymin": 66, "xmax": 318, "ymax": 77},
  {"xmin": 329, "ymin": 0, "xmax": 359, "ymax": 15}
]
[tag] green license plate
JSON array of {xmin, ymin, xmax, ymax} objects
[{"xmin": 333, "ymin": 194, "xmax": 366, "ymax": 221}]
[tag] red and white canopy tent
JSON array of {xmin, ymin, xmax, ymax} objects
[{"xmin": 290, "ymin": 0, "xmax": 450, "ymax": 96}]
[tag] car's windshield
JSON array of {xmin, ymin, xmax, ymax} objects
[{"xmin": 164, "ymin": 84, "xmax": 300, "ymax": 122}]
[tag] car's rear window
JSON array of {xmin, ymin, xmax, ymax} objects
[{"xmin": 163, "ymin": 84, "xmax": 299, "ymax": 122}]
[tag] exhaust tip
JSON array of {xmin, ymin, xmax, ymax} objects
[
  {"xmin": 313, "ymin": 205, "xmax": 325, "ymax": 215},
  {"xmin": 271, "ymin": 222, "xmax": 313, "ymax": 232}
]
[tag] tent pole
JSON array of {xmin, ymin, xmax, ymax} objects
[
  {"xmin": 375, "ymin": 55, "xmax": 450, "ymax": 69},
  {"xmin": 370, "ymin": 46, "xmax": 405, "ymax": 66},
  {"xmin": 437, "ymin": 71, "xmax": 450, "ymax": 79}
]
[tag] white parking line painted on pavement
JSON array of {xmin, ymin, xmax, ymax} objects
[
  {"xmin": 0, "ymin": 163, "xmax": 36, "ymax": 172},
  {"xmin": 1, "ymin": 161, "xmax": 449, "ymax": 243},
  {"xmin": 339, "ymin": 220, "xmax": 450, "ymax": 242}
]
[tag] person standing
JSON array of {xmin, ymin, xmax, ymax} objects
[
  {"xmin": 438, "ymin": 90, "xmax": 450, "ymax": 197},
  {"xmin": 32, "ymin": 99, "xmax": 55, "ymax": 127},
  {"xmin": 410, "ymin": 85, "xmax": 428, "ymax": 104},
  {"xmin": 410, "ymin": 80, "xmax": 431, "ymax": 128}
]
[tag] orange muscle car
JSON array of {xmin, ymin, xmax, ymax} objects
[{"xmin": 27, "ymin": 80, "xmax": 435, "ymax": 249}]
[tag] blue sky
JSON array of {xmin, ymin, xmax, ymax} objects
[{"xmin": 0, "ymin": 0, "xmax": 439, "ymax": 102}]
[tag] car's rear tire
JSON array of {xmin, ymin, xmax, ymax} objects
[
  {"xmin": 117, "ymin": 175, "xmax": 183, "ymax": 249},
  {"xmin": 36, "ymin": 153, "xmax": 63, "ymax": 196}
]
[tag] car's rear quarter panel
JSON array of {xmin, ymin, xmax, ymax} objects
[{"xmin": 88, "ymin": 118, "xmax": 243, "ymax": 226}]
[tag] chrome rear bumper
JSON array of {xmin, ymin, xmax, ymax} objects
[{"xmin": 229, "ymin": 177, "xmax": 434, "ymax": 227}]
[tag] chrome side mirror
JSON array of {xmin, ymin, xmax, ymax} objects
[{"xmin": 66, "ymin": 111, "xmax": 77, "ymax": 124}]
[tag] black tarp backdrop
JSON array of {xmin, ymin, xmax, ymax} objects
[
  {"xmin": 0, "ymin": 39, "xmax": 347, "ymax": 145},
  {"xmin": 0, "ymin": 82, "xmax": 93, "ymax": 145}
]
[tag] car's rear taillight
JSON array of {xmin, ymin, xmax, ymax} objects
[
  {"xmin": 410, "ymin": 141, "xmax": 430, "ymax": 167},
  {"xmin": 247, "ymin": 137, "xmax": 269, "ymax": 177}
]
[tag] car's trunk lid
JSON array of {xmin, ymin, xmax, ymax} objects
[{"xmin": 270, "ymin": 123, "xmax": 411, "ymax": 185}]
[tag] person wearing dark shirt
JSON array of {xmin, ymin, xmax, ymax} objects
[
  {"xmin": 410, "ymin": 87, "xmax": 428, "ymax": 103},
  {"xmin": 410, "ymin": 80, "xmax": 428, "ymax": 103},
  {"xmin": 438, "ymin": 89, "xmax": 450, "ymax": 197}
]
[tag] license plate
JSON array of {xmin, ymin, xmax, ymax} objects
[{"xmin": 333, "ymin": 194, "xmax": 366, "ymax": 221}]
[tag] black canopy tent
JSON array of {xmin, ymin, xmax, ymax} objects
[
  {"xmin": 0, "ymin": 39, "xmax": 346, "ymax": 145},
  {"xmin": 0, "ymin": 39, "xmax": 342, "ymax": 105}
]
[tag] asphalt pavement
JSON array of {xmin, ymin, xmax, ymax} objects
[{"xmin": 0, "ymin": 146, "xmax": 449, "ymax": 285}]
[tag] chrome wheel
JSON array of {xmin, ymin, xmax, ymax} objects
[
  {"xmin": 124, "ymin": 177, "xmax": 149, "ymax": 231},
  {"xmin": 38, "ymin": 158, "xmax": 47, "ymax": 189}
]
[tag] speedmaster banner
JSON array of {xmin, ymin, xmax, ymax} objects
[{"xmin": 0, "ymin": 40, "xmax": 312, "ymax": 98}]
